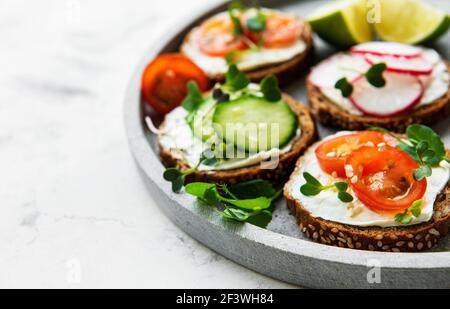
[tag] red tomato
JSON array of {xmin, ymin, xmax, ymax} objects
[
  {"xmin": 315, "ymin": 131, "xmax": 396, "ymax": 178},
  {"xmin": 346, "ymin": 146, "xmax": 427, "ymax": 214},
  {"xmin": 256, "ymin": 15, "xmax": 302, "ymax": 48},
  {"xmin": 197, "ymin": 15, "xmax": 248, "ymax": 57},
  {"xmin": 141, "ymin": 54, "xmax": 209, "ymax": 114}
]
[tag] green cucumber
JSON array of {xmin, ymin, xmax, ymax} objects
[
  {"xmin": 212, "ymin": 96, "xmax": 297, "ymax": 153},
  {"xmin": 188, "ymin": 98, "xmax": 217, "ymax": 142}
]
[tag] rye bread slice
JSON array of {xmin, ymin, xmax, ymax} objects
[
  {"xmin": 181, "ymin": 21, "xmax": 314, "ymax": 87},
  {"xmin": 159, "ymin": 94, "xmax": 317, "ymax": 186},
  {"xmin": 307, "ymin": 63, "xmax": 450, "ymax": 133},
  {"xmin": 284, "ymin": 146, "xmax": 450, "ymax": 252}
]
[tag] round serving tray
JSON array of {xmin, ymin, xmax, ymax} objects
[{"xmin": 124, "ymin": 0, "xmax": 450, "ymax": 288}]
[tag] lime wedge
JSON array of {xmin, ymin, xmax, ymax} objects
[
  {"xmin": 374, "ymin": 0, "xmax": 450, "ymax": 44},
  {"xmin": 308, "ymin": 0, "xmax": 373, "ymax": 47}
]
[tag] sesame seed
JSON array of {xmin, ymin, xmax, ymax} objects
[
  {"xmin": 429, "ymin": 229, "xmax": 440, "ymax": 236},
  {"xmin": 382, "ymin": 245, "xmax": 390, "ymax": 251},
  {"xmin": 377, "ymin": 241, "xmax": 383, "ymax": 248},
  {"xmin": 407, "ymin": 234, "xmax": 414, "ymax": 239},
  {"xmin": 392, "ymin": 248, "xmax": 400, "ymax": 253},
  {"xmin": 306, "ymin": 231, "xmax": 310, "ymax": 238},
  {"xmin": 326, "ymin": 151, "xmax": 336, "ymax": 158},
  {"xmin": 427, "ymin": 241, "xmax": 433, "ymax": 249},
  {"xmin": 339, "ymin": 232, "xmax": 345, "ymax": 238},
  {"xmin": 356, "ymin": 242, "xmax": 362, "ymax": 249},
  {"xmin": 329, "ymin": 234, "xmax": 336, "ymax": 241},
  {"xmin": 415, "ymin": 234, "xmax": 423, "ymax": 241},
  {"xmin": 331, "ymin": 228, "xmax": 339, "ymax": 233},
  {"xmin": 375, "ymin": 235, "xmax": 384, "ymax": 240},
  {"xmin": 331, "ymin": 172, "xmax": 338, "ymax": 178},
  {"xmin": 344, "ymin": 164, "xmax": 354, "ymax": 178},
  {"xmin": 337, "ymin": 237, "xmax": 347, "ymax": 243},
  {"xmin": 408, "ymin": 242, "xmax": 414, "ymax": 248},
  {"xmin": 368, "ymin": 245, "xmax": 375, "ymax": 251},
  {"xmin": 338, "ymin": 242, "xmax": 345, "ymax": 248},
  {"xmin": 313, "ymin": 232, "xmax": 319, "ymax": 240},
  {"xmin": 348, "ymin": 243, "xmax": 355, "ymax": 249},
  {"xmin": 396, "ymin": 241, "xmax": 405, "ymax": 247},
  {"xmin": 319, "ymin": 230, "xmax": 324, "ymax": 236},
  {"xmin": 417, "ymin": 243, "xmax": 424, "ymax": 250},
  {"xmin": 309, "ymin": 225, "xmax": 316, "ymax": 231}
]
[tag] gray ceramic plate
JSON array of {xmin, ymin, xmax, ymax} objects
[{"xmin": 124, "ymin": 0, "xmax": 450, "ymax": 288}]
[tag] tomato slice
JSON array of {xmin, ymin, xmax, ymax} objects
[
  {"xmin": 346, "ymin": 146, "xmax": 427, "ymax": 214},
  {"xmin": 254, "ymin": 15, "xmax": 302, "ymax": 48},
  {"xmin": 141, "ymin": 54, "xmax": 209, "ymax": 115},
  {"xmin": 315, "ymin": 131, "xmax": 396, "ymax": 178},
  {"xmin": 197, "ymin": 15, "xmax": 248, "ymax": 57}
]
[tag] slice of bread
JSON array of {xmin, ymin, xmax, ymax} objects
[
  {"xmin": 159, "ymin": 94, "xmax": 317, "ymax": 186},
  {"xmin": 181, "ymin": 21, "xmax": 314, "ymax": 87},
  {"xmin": 284, "ymin": 146, "xmax": 450, "ymax": 252},
  {"xmin": 307, "ymin": 63, "xmax": 450, "ymax": 133}
]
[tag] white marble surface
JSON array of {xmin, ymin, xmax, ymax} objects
[{"xmin": 0, "ymin": 0, "xmax": 293, "ymax": 288}]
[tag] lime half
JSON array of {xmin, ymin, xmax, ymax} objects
[
  {"xmin": 308, "ymin": 0, "xmax": 373, "ymax": 48},
  {"xmin": 375, "ymin": 0, "xmax": 450, "ymax": 44}
]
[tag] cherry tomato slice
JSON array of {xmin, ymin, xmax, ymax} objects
[
  {"xmin": 315, "ymin": 131, "xmax": 396, "ymax": 178},
  {"xmin": 346, "ymin": 146, "xmax": 427, "ymax": 214},
  {"xmin": 197, "ymin": 15, "xmax": 248, "ymax": 57},
  {"xmin": 141, "ymin": 54, "xmax": 209, "ymax": 115},
  {"xmin": 254, "ymin": 15, "xmax": 302, "ymax": 48}
]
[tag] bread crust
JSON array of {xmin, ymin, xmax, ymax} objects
[
  {"xmin": 181, "ymin": 21, "xmax": 314, "ymax": 87},
  {"xmin": 284, "ymin": 146, "xmax": 450, "ymax": 252},
  {"xmin": 159, "ymin": 95, "xmax": 317, "ymax": 185},
  {"xmin": 307, "ymin": 63, "xmax": 450, "ymax": 133}
]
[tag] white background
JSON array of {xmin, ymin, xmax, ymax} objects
[{"xmin": 0, "ymin": 0, "xmax": 294, "ymax": 288}]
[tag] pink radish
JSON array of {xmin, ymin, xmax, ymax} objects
[
  {"xmin": 349, "ymin": 73, "xmax": 424, "ymax": 117},
  {"xmin": 308, "ymin": 54, "xmax": 370, "ymax": 88},
  {"xmin": 365, "ymin": 54, "xmax": 434, "ymax": 76},
  {"xmin": 351, "ymin": 42, "xmax": 423, "ymax": 58}
]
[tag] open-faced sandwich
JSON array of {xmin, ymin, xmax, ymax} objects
[
  {"xmin": 308, "ymin": 42, "xmax": 450, "ymax": 132},
  {"xmin": 181, "ymin": 2, "xmax": 313, "ymax": 85},
  {"xmin": 284, "ymin": 126, "xmax": 450, "ymax": 252},
  {"xmin": 158, "ymin": 65, "xmax": 316, "ymax": 191}
]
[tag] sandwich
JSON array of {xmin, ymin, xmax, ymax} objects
[{"xmin": 307, "ymin": 42, "xmax": 450, "ymax": 132}]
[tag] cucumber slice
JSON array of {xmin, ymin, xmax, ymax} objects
[
  {"xmin": 213, "ymin": 96, "xmax": 297, "ymax": 153},
  {"xmin": 188, "ymin": 98, "xmax": 217, "ymax": 142}
]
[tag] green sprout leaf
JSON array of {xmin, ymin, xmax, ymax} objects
[
  {"xmin": 260, "ymin": 75, "xmax": 282, "ymax": 102},
  {"xmin": 409, "ymin": 200, "xmax": 422, "ymax": 218},
  {"xmin": 182, "ymin": 81, "xmax": 204, "ymax": 112},
  {"xmin": 365, "ymin": 63, "xmax": 387, "ymax": 88},
  {"xmin": 300, "ymin": 173, "xmax": 354, "ymax": 203},
  {"xmin": 338, "ymin": 191, "xmax": 354, "ymax": 203},
  {"xmin": 334, "ymin": 78, "xmax": 354, "ymax": 98},
  {"xmin": 395, "ymin": 213, "xmax": 413, "ymax": 225},
  {"xmin": 395, "ymin": 200, "xmax": 423, "ymax": 225},
  {"xmin": 247, "ymin": 13, "xmax": 266, "ymax": 32},
  {"xmin": 414, "ymin": 165, "xmax": 432, "ymax": 181},
  {"xmin": 225, "ymin": 64, "xmax": 250, "ymax": 91},
  {"xmin": 228, "ymin": 1, "xmax": 244, "ymax": 36},
  {"xmin": 185, "ymin": 179, "xmax": 279, "ymax": 228},
  {"xmin": 335, "ymin": 182, "xmax": 349, "ymax": 192},
  {"xmin": 227, "ymin": 179, "xmax": 276, "ymax": 199}
]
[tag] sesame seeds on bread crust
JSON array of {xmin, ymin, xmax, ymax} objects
[
  {"xmin": 159, "ymin": 94, "xmax": 317, "ymax": 186},
  {"xmin": 307, "ymin": 62, "xmax": 450, "ymax": 133},
  {"xmin": 284, "ymin": 147, "xmax": 450, "ymax": 252}
]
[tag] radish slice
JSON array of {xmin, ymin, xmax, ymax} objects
[
  {"xmin": 365, "ymin": 54, "xmax": 434, "ymax": 76},
  {"xmin": 349, "ymin": 73, "xmax": 424, "ymax": 117},
  {"xmin": 351, "ymin": 42, "xmax": 423, "ymax": 58},
  {"xmin": 309, "ymin": 54, "xmax": 370, "ymax": 88}
]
